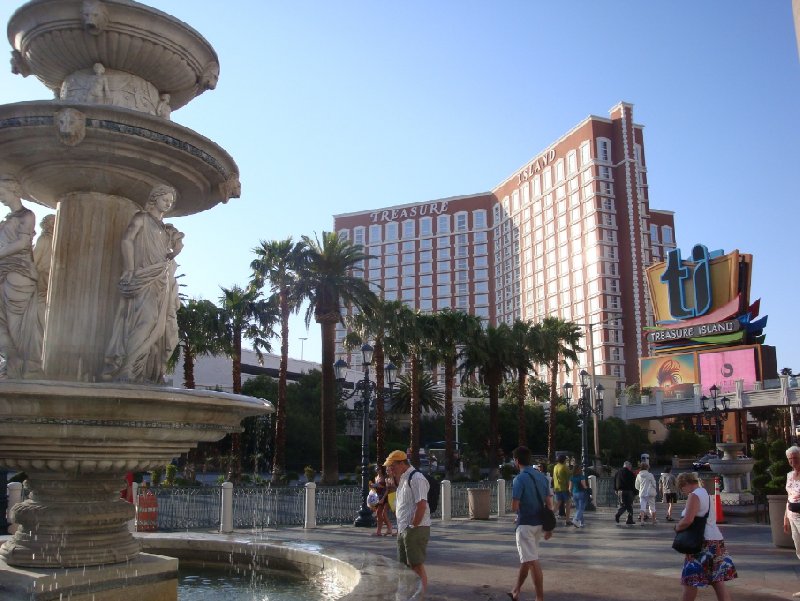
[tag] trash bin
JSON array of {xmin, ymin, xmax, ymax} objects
[{"xmin": 468, "ymin": 488, "xmax": 491, "ymax": 520}]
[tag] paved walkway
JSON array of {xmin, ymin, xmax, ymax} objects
[{"xmin": 257, "ymin": 504, "xmax": 799, "ymax": 601}]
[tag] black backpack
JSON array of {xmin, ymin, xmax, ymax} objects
[{"xmin": 410, "ymin": 469, "xmax": 440, "ymax": 513}]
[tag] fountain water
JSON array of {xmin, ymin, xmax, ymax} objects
[{"xmin": 0, "ymin": 1, "xmax": 272, "ymax": 598}]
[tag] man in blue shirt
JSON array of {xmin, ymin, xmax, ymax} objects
[{"xmin": 509, "ymin": 446, "xmax": 553, "ymax": 601}]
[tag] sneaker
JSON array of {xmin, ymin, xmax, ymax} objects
[
  {"xmin": 573, "ymin": 521, "xmax": 580, "ymax": 528},
  {"xmin": 615, "ymin": 514, "xmax": 620, "ymax": 524},
  {"xmin": 626, "ymin": 518, "xmax": 634, "ymax": 525},
  {"xmin": 666, "ymin": 516, "xmax": 674, "ymax": 522}
]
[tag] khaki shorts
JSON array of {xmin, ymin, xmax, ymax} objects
[
  {"xmin": 516, "ymin": 524, "xmax": 543, "ymax": 562},
  {"xmin": 398, "ymin": 526, "xmax": 430, "ymax": 567}
]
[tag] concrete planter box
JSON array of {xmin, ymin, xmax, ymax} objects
[
  {"xmin": 767, "ymin": 494, "xmax": 794, "ymax": 548},
  {"xmin": 468, "ymin": 488, "xmax": 490, "ymax": 520}
]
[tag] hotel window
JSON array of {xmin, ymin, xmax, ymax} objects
[
  {"xmin": 354, "ymin": 226, "xmax": 365, "ymax": 246},
  {"xmin": 600, "ymin": 181, "xmax": 613, "ymax": 196},
  {"xmin": 419, "ymin": 250, "xmax": 432, "ymax": 262},
  {"xmin": 580, "ymin": 141, "xmax": 591, "ymax": 166},
  {"xmin": 600, "ymin": 166, "xmax": 612, "ymax": 180},
  {"xmin": 474, "ymin": 243, "xmax": 488, "ymax": 256},
  {"xmin": 437, "ymin": 260, "xmax": 450, "ymax": 272},
  {"xmin": 555, "ymin": 159, "xmax": 565, "ymax": 182},
  {"xmin": 369, "ymin": 257, "xmax": 381, "ymax": 269},
  {"xmin": 649, "ymin": 224, "xmax": 659, "ymax": 243},
  {"xmin": 521, "ymin": 182, "xmax": 530, "ymax": 206},
  {"xmin": 385, "ymin": 278, "xmax": 398, "ymax": 290},
  {"xmin": 420, "ymin": 217, "xmax": 432, "ymax": 237},
  {"xmin": 385, "ymin": 222, "xmax": 398, "ymax": 241},
  {"xmin": 420, "ymin": 275, "xmax": 433, "ymax": 286},
  {"xmin": 456, "ymin": 212, "xmax": 468, "ymax": 232},
  {"xmin": 475, "ymin": 255, "xmax": 489, "ymax": 267},
  {"xmin": 420, "ymin": 261, "xmax": 432, "ymax": 274},
  {"xmin": 475, "ymin": 306, "xmax": 489, "ymax": 318},
  {"xmin": 385, "ymin": 266, "xmax": 398, "ymax": 278},
  {"xmin": 438, "ymin": 271, "xmax": 451, "ymax": 283},
  {"xmin": 419, "ymin": 238, "xmax": 432, "ymax": 250},
  {"xmin": 610, "ymin": 348, "xmax": 621, "ymax": 362},
  {"xmin": 401, "ymin": 252, "xmax": 414, "ymax": 264},
  {"xmin": 456, "ymin": 296, "xmax": 468, "ymax": 308},
  {"xmin": 556, "ymin": 185, "xmax": 566, "ymax": 200},
  {"xmin": 437, "ymin": 236, "xmax": 450, "ymax": 247},
  {"xmin": 402, "ymin": 264, "xmax": 415, "ymax": 276},
  {"xmin": 493, "ymin": 204, "xmax": 501, "ymax": 224},
  {"xmin": 567, "ymin": 150, "xmax": 578, "ymax": 175},
  {"xmin": 437, "ymin": 214, "xmax": 450, "ymax": 234},
  {"xmin": 531, "ymin": 175, "xmax": 541, "ymax": 197},
  {"xmin": 420, "ymin": 287, "xmax": 432, "ymax": 298},
  {"xmin": 456, "ymin": 283, "xmax": 469, "ymax": 295},
  {"xmin": 402, "ymin": 300, "xmax": 415, "ymax": 309},
  {"xmin": 402, "ymin": 241, "xmax": 415, "ymax": 252},
  {"xmin": 385, "ymin": 254, "xmax": 398, "ymax": 267},
  {"xmin": 582, "ymin": 183, "xmax": 594, "ymax": 200},
  {"xmin": 438, "ymin": 297, "xmax": 452, "ymax": 309},
  {"xmin": 511, "ymin": 191, "xmax": 519, "ymax": 213},
  {"xmin": 475, "ymin": 281, "xmax": 489, "ymax": 292},
  {"xmin": 401, "ymin": 289, "xmax": 415, "ymax": 300},
  {"xmin": 437, "ymin": 284, "xmax": 450, "ymax": 297},
  {"xmin": 369, "ymin": 268, "xmax": 381, "ymax": 279},
  {"xmin": 368, "ymin": 281, "xmax": 381, "ymax": 293},
  {"xmin": 543, "ymin": 167, "xmax": 552, "ymax": 190},
  {"xmin": 597, "ymin": 138, "xmax": 611, "ymax": 163},
  {"xmin": 437, "ymin": 248, "xmax": 450, "ymax": 260},
  {"xmin": 385, "ymin": 243, "xmax": 398, "ymax": 254},
  {"xmin": 661, "ymin": 225, "xmax": 674, "ymax": 244},
  {"xmin": 456, "ymin": 233, "xmax": 468, "ymax": 246},
  {"xmin": 384, "ymin": 290, "xmax": 397, "ymax": 301},
  {"xmin": 455, "ymin": 271, "xmax": 469, "ymax": 282},
  {"xmin": 419, "ymin": 299, "xmax": 433, "ymax": 311},
  {"xmin": 456, "ymin": 245, "xmax": 468, "ymax": 258},
  {"xmin": 602, "ymin": 229, "xmax": 617, "ymax": 243},
  {"xmin": 456, "ymin": 258, "xmax": 468, "ymax": 271},
  {"xmin": 369, "ymin": 224, "xmax": 381, "ymax": 243},
  {"xmin": 401, "ymin": 275, "xmax": 415, "ymax": 288},
  {"xmin": 475, "ymin": 294, "xmax": 489, "ymax": 306},
  {"xmin": 473, "ymin": 209, "xmax": 487, "ymax": 229},
  {"xmin": 602, "ymin": 198, "xmax": 615, "ymax": 211}
]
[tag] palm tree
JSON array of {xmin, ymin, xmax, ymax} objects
[
  {"xmin": 250, "ymin": 238, "xmax": 307, "ymax": 481},
  {"xmin": 534, "ymin": 316, "xmax": 584, "ymax": 462},
  {"xmin": 298, "ymin": 232, "xmax": 377, "ymax": 485},
  {"xmin": 390, "ymin": 371, "xmax": 444, "ymax": 415},
  {"xmin": 508, "ymin": 320, "xmax": 540, "ymax": 448},
  {"xmin": 425, "ymin": 309, "xmax": 482, "ymax": 477},
  {"xmin": 218, "ymin": 284, "xmax": 277, "ymax": 481},
  {"xmin": 169, "ymin": 298, "xmax": 225, "ymax": 389},
  {"xmin": 344, "ymin": 298, "xmax": 405, "ymax": 464},
  {"xmin": 460, "ymin": 323, "xmax": 514, "ymax": 480}
]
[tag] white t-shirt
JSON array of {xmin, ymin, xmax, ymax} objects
[
  {"xmin": 635, "ymin": 470, "xmax": 656, "ymax": 498},
  {"xmin": 681, "ymin": 486, "xmax": 723, "ymax": 541},
  {"xmin": 395, "ymin": 466, "xmax": 432, "ymax": 532}
]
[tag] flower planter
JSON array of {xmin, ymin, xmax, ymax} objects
[{"xmin": 767, "ymin": 494, "xmax": 794, "ymax": 548}]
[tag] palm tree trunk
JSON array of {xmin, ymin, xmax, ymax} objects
[
  {"xmin": 230, "ymin": 331, "xmax": 242, "ymax": 481},
  {"xmin": 409, "ymin": 354, "xmax": 421, "ymax": 466},
  {"xmin": 183, "ymin": 347, "xmax": 195, "ymax": 389},
  {"xmin": 374, "ymin": 341, "xmax": 386, "ymax": 464},
  {"xmin": 488, "ymin": 378, "xmax": 500, "ymax": 480},
  {"xmin": 272, "ymin": 295, "xmax": 290, "ymax": 481},
  {"xmin": 444, "ymin": 358, "xmax": 455, "ymax": 478},
  {"xmin": 547, "ymin": 360, "xmax": 558, "ymax": 462},
  {"xmin": 319, "ymin": 316, "xmax": 339, "ymax": 484},
  {"xmin": 517, "ymin": 372, "xmax": 526, "ymax": 447}
]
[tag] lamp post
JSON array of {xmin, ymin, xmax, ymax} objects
[
  {"xmin": 334, "ymin": 345, "xmax": 397, "ymax": 528},
  {"xmin": 564, "ymin": 369, "xmax": 604, "ymax": 510},
  {"xmin": 700, "ymin": 384, "xmax": 730, "ymax": 444}
]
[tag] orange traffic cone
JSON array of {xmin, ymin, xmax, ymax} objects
[{"xmin": 714, "ymin": 477, "xmax": 725, "ymax": 524}]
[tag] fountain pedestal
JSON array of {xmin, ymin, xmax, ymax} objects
[{"xmin": 707, "ymin": 442, "xmax": 755, "ymax": 516}]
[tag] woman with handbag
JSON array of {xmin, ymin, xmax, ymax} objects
[
  {"xmin": 782, "ymin": 445, "xmax": 800, "ymax": 598},
  {"xmin": 674, "ymin": 472, "xmax": 737, "ymax": 600}
]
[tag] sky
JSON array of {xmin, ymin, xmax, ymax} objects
[{"xmin": 1, "ymin": 1, "xmax": 799, "ymax": 376}]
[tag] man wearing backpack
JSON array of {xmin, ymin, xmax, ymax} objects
[{"xmin": 384, "ymin": 449, "xmax": 431, "ymax": 593}]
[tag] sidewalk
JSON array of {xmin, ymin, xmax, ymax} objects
[{"xmin": 260, "ymin": 504, "xmax": 799, "ymax": 601}]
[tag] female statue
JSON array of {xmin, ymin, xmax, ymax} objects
[
  {"xmin": 102, "ymin": 185, "xmax": 183, "ymax": 383},
  {"xmin": 0, "ymin": 177, "xmax": 43, "ymax": 379}
]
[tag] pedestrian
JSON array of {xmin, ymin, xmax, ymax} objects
[
  {"xmin": 508, "ymin": 446, "xmax": 553, "ymax": 601},
  {"xmin": 372, "ymin": 465, "xmax": 395, "ymax": 536},
  {"xmin": 783, "ymin": 445, "xmax": 800, "ymax": 598},
  {"xmin": 569, "ymin": 464, "xmax": 589, "ymax": 528},
  {"xmin": 674, "ymin": 471, "xmax": 736, "ymax": 600},
  {"xmin": 384, "ymin": 449, "xmax": 430, "ymax": 592},
  {"xmin": 553, "ymin": 454, "xmax": 572, "ymax": 525},
  {"xmin": 635, "ymin": 462, "xmax": 657, "ymax": 525},
  {"xmin": 614, "ymin": 461, "xmax": 636, "ymax": 525},
  {"xmin": 660, "ymin": 466, "xmax": 678, "ymax": 521}
]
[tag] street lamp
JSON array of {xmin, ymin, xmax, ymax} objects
[
  {"xmin": 334, "ymin": 344, "xmax": 397, "ymax": 528},
  {"xmin": 564, "ymin": 371, "xmax": 604, "ymax": 463},
  {"xmin": 700, "ymin": 384, "xmax": 730, "ymax": 444}
]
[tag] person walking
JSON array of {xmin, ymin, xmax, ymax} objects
[
  {"xmin": 373, "ymin": 465, "xmax": 395, "ymax": 536},
  {"xmin": 569, "ymin": 464, "xmax": 589, "ymax": 528},
  {"xmin": 674, "ymin": 471, "xmax": 736, "ymax": 600},
  {"xmin": 552, "ymin": 454, "xmax": 572, "ymax": 525},
  {"xmin": 635, "ymin": 462, "xmax": 657, "ymax": 525},
  {"xmin": 509, "ymin": 446, "xmax": 553, "ymax": 601},
  {"xmin": 783, "ymin": 445, "xmax": 800, "ymax": 598},
  {"xmin": 384, "ymin": 450, "xmax": 430, "ymax": 593},
  {"xmin": 660, "ymin": 466, "xmax": 678, "ymax": 521},
  {"xmin": 614, "ymin": 461, "xmax": 636, "ymax": 525}
]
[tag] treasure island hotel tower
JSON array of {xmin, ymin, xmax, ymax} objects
[{"xmin": 333, "ymin": 102, "xmax": 677, "ymax": 390}]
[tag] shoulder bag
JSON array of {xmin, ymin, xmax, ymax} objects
[
  {"xmin": 671, "ymin": 506, "xmax": 709, "ymax": 554},
  {"xmin": 527, "ymin": 473, "xmax": 557, "ymax": 532}
]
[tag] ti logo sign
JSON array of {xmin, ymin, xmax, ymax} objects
[{"xmin": 660, "ymin": 244, "xmax": 712, "ymax": 320}]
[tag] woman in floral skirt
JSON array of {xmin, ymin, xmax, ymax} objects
[{"xmin": 674, "ymin": 472, "xmax": 736, "ymax": 601}]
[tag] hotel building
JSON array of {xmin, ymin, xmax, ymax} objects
[{"xmin": 333, "ymin": 102, "xmax": 676, "ymax": 389}]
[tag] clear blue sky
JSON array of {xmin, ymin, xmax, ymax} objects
[{"xmin": 1, "ymin": 1, "xmax": 798, "ymax": 376}]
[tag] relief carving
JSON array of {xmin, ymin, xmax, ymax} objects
[
  {"xmin": 54, "ymin": 108, "xmax": 86, "ymax": 147},
  {"xmin": 82, "ymin": 0, "xmax": 109, "ymax": 36},
  {"xmin": 10, "ymin": 50, "xmax": 31, "ymax": 77},
  {"xmin": 219, "ymin": 174, "xmax": 241, "ymax": 201},
  {"xmin": 156, "ymin": 93, "xmax": 172, "ymax": 119},
  {"xmin": 197, "ymin": 61, "xmax": 219, "ymax": 94},
  {"xmin": 33, "ymin": 214, "xmax": 55, "ymax": 333}
]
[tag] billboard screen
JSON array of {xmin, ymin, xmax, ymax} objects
[
  {"xmin": 640, "ymin": 353, "xmax": 697, "ymax": 396},
  {"xmin": 698, "ymin": 347, "xmax": 758, "ymax": 395}
]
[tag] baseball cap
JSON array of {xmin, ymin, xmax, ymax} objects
[{"xmin": 383, "ymin": 450, "xmax": 407, "ymax": 466}]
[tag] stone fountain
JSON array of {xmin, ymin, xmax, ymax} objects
[
  {"xmin": 707, "ymin": 441, "xmax": 755, "ymax": 516},
  {"xmin": 0, "ymin": 1, "xmax": 272, "ymax": 599}
]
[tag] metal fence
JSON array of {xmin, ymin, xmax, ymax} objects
[
  {"xmin": 153, "ymin": 487, "xmax": 220, "ymax": 530},
  {"xmin": 233, "ymin": 486, "xmax": 305, "ymax": 528},
  {"xmin": 314, "ymin": 485, "xmax": 362, "ymax": 525}
]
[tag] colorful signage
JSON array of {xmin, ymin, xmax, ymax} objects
[
  {"xmin": 640, "ymin": 354, "xmax": 697, "ymax": 391},
  {"xmin": 645, "ymin": 319, "xmax": 741, "ymax": 343},
  {"xmin": 698, "ymin": 348, "xmax": 758, "ymax": 396}
]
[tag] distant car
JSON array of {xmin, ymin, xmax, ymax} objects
[{"xmin": 692, "ymin": 453, "xmax": 718, "ymax": 471}]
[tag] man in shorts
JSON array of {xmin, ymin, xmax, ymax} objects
[
  {"xmin": 384, "ymin": 449, "xmax": 430, "ymax": 592},
  {"xmin": 552, "ymin": 454, "xmax": 572, "ymax": 525},
  {"xmin": 509, "ymin": 446, "xmax": 553, "ymax": 601},
  {"xmin": 659, "ymin": 466, "xmax": 678, "ymax": 521}
]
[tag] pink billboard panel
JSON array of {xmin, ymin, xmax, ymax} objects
[{"xmin": 698, "ymin": 348, "xmax": 757, "ymax": 395}]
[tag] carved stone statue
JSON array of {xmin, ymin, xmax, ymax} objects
[
  {"xmin": 0, "ymin": 177, "xmax": 43, "ymax": 379},
  {"xmin": 156, "ymin": 93, "xmax": 171, "ymax": 119},
  {"xmin": 102, "ymin": 185, "xmax": 183, "ymax": 383},
  {"xmin": 88, "ymin": 62, "xmax": 110, "ymax": 104},
  {"xmin": 197, "ymin": 61, "xmax": 219, "ymax": 93},
  {"xmin": 82, "ymin": 0, "xmax": 109, "ymax": 36},
  {"xmin": 33, "ymin": 214, "xmax": 55, "ymax": 331},
  {"xmin": 55, "ymin": 108, "xmax": 86, "ymax": 147},
  {"xmin": 10, "ymin": 50, "xmax": 30, "ymax": 77}
]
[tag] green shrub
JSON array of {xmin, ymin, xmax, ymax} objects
[
  {"xmin": 150, "ymin": 466, "xmax": 164, "ymax": 487},
  {"xmin": 500, "ymin": 463, "xmax": 515, "ymax": 480},
  {"xmin": 164, "ymin": 464, "xmax": 178, "ymax": 487},
  {"xmin": 303, "ymin": 465, "xmax": 315, "ymax": 483}
]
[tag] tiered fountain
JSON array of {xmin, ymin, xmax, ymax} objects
[
  {"xmin": 0, "ymin": 1, "xmax": 272, "ymax": 599},
  {"xmin": 707, "ymin": 441, "xmax": 756, "ymax": 517}
]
